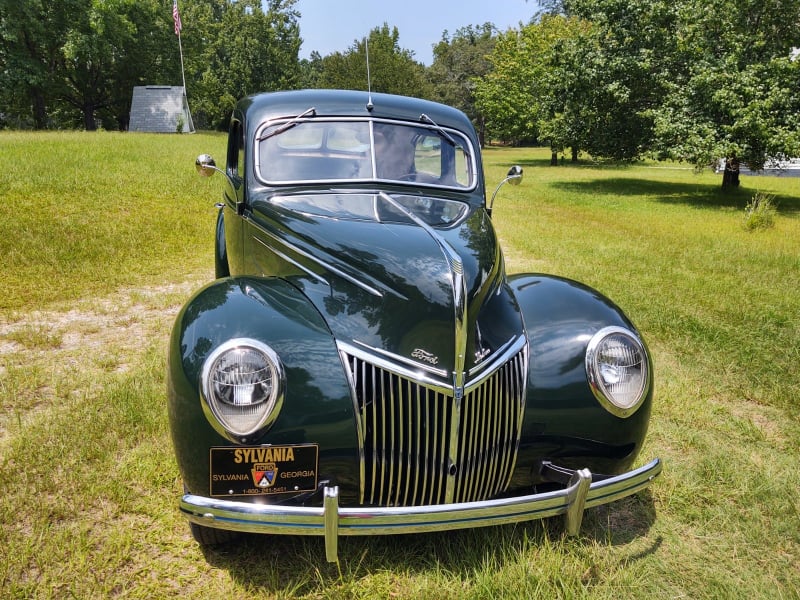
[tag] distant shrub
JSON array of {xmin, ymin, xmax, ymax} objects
[{"xmin": 742, "ymin": 191, "xmax": 777, "ymax": 231}]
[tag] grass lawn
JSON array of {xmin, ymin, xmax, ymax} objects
[{"xmin": 1, "ymin": 132, "xmax": 798, "ymax": 598}]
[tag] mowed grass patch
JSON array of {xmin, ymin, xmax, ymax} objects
[
  {"xmin": 487, "ymin": 149, "xmax": 800, "ymax": 412},
  {"xmin": 0, "ymin": 138, "xmax": 798, "ymax": 598},
  {"xmin": 488, "ymin": 148, "xmax": 800, "ymax": 597},
  {"xmin": 0, "ymin": 131, "xmax": 225, "ymax": 311}
]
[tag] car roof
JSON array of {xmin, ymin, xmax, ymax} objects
[{"xmin": 237, "ymin": 89, "xmax": 477, "ymax": 141}]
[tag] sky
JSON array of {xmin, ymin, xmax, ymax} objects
[{"xmin": 293, "ymin": 0, "xmax": 539, "ymax": 65}]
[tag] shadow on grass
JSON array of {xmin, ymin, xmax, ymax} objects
[
  {"xmin": 199, "ymin": 490, "xmax": 658, "ymax": 595},
  {"xmin": 488, "ymin": 155, "xmax": 642, "ymax": 171},
  {"xmin": 550, "ymin": 176, "xmax": 799, "ymax": 214}
]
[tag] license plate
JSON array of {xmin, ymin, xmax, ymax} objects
[{"xmin": 209, "ymin": 444, "xmax": 318, "ymax": 497}]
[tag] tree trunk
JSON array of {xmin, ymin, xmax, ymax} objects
[
  {"xmin": 571, "ymin": 147, "xmax": 579, "ymax": 162},
  {"xmin": 550, "ymin": 151, "xmax": 558, "ymax": 166},
  {"xmin": 83, "ymin": 105, "xmax": 97, "ymax": 131},
  {"xmin": 32, "ymin": 90, "xmax": 47, "ymax": 129},
  {"xmin": 722, "ymin": 155, "xmax": 740, "ymax": 189},
  {"xmin": 478, "ymin": 115, "xmax": 486, "ymax": 148}
]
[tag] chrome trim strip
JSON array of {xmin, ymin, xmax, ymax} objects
[
  {"xmin": 253, "ymin": 117, "xmax": 479, "ymax": 192},
  {"xmin": 338, "ymin": 352, "xmax": 366, "ymax": 504},
  {"xmin": 468, "ymin": 334, "xmax": 519, "ymax": 378},
  {"xmin": 253, "ymin": 235, "xmax": 329, "ymax": 286},
  {"xmin": 464, "ymin": 335, "xmax": 528, "ymax": 393},
  {"xmin": 181, "ymin": 458, "xmax": 662, "ymax": 563},
  {"xmin": 342, "ymin": 340, "xmax": 451, "ymax": 386},
  {"xmin": 251, "ymin": 231, "xmax": 387, "ymax": 299}
]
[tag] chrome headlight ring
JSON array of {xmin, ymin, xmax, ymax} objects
[
  {"xmin": 200, "ymin": 338, "xmax": 285, "ymax": 443},
  {"xmin": 585, "ymin": 326, "xmax": 651, "ymax": 418}
]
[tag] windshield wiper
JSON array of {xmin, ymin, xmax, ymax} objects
[
  {"xmin": 419, "ymin": 113, "xmax": 456, "ymax": 147},
  {"xmin": 258, "ymin": 107, "xmax": 316, "ymax": 141}
]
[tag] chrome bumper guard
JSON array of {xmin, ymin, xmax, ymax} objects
[{"xmin": 181, "ymin": 457, "xmax": 661, "ymax": 562}]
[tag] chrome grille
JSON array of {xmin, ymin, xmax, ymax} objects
[{"xmin": 342, "ymin": 343, "xmax": 527, "ymax": 507}]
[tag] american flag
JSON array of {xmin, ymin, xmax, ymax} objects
[{"xmin": 172, "ymin": 0, "xmax": 182, "ymax": 36}]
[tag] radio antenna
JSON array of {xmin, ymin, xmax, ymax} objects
[{"xmin": 365, "ymin": 37, "xmax": 374, "ymax": 111}]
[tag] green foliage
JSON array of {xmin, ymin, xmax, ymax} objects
[
  {"xmin": 649, "ymin": 0, "xmax": 800, "ymax": 174},
  {"xmin": 0, "ymin": 0, "xmax": 179, "ymax": 130},
  {"xmin": 0, "ymin": 0, "xmax": 87, "ymax": 128},
  {"xmin": 314, "ymin": 24, "xmax": 431, "ymax": 98},
  {"xmin": 473, "ymin": 0, "xmax": 800, "ymax": 188},
  {"xmin": 428, "ymin": 24, "xmax": 498, "ymax": 144},
  {"xmin": 183, "ymin": 0, "xmax": 302, "ymax": 130},
  {"xmin": 473, "ymin": 26, "xmax": 543, "ymax": 145},
  {"xmin": 524, "ymin": 15, "xmax": 594, "ymax": 158},
  {"xmin": 546, "ymin": 1, "xmax": 677, "ymax": 160},
  {"xmin": 2, "ymin": 0, "xmax": 799, "ymax": 191},
  {"xmin": 0, "ymin": 0, "xmax": 301, "ymax": 131},
  {"xmin": 742, "ymin": 191, "xmax": 777, "ymax": 230}
]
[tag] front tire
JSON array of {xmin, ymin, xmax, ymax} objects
[{"xmin": 189, "ymin": 521, "xmax": 240, "ymax": 547}]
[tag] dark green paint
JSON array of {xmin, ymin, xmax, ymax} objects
[
  {"xmin": 167, "ymin": 277, "xmax": 361, "ymax": 503},
  {"xmin": 509, "ymin": 274, "xmax": 653, "ymax": 482}
]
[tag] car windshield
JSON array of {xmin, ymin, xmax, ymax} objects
[
  {"xmin": 255, "ymin": 119, "xmax": 475, "ymax": 189},
  {"xmin": 269, "ymin": 192, "xmax": 470, "ymax": 228}
]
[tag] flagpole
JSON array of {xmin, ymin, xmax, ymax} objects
[{"xmin": 173, "ymin": 0, "xmax": 194, "ymax": 132}]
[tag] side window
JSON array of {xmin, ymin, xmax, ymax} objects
[
  {"xmin": 412, "ymin": 132, "xmax": 471, "ymax": 186},
  {"xmin": 228, "ymin": 119, "xmax": 245, "ymax": 180},
  {"xmin": 413, "ymin": 134, "xmax": 442, "ymax": 179},
  {"xmin": 237, "ymin": 126, "xmax": 245, "ymax": 177}
]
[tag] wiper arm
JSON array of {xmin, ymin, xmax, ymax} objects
[
  {"xmin": 257, "ymin": 107, "xmax": 316, "ymax": 141},
  {"xmin": 419, "ymin": 113, "xmax": 456, "ymax": 147}
]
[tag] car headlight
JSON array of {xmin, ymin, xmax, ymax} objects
[
  {"xmin": 200, "ymin": 339, "xmax": 285, "ymax": 442},
  {"xmin": 585, "ymin": 326, "xmax": 650, "ymax": 418}
]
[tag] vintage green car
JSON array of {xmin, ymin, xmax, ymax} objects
[{"xmin": 168, "ymin": 89, "xmax": 661, "ymax": 562}]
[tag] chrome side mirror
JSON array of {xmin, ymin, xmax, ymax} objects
[
  {"xmin": 195, "ymin": 154, "xmax": 222, "ymax": 177},
  {"xmin": 488, "ymin": 165, "xmax": 524, "ymax": 215},
  {"xmin": 506, "ymin": 165, "xmax": 523, "ymax": 185}
]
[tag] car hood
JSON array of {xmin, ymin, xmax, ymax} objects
[{"xmin": 249, "ymin": 193, "xmax": 525, "ymax": 381}]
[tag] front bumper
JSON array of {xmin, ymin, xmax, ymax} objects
[{"xmin": 181, "ymin": 457, "xmax": 662, "ymax": 562}]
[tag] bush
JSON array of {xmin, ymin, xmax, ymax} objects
[{"xmin": 742, "ymin": 191, "xmax": 777, "ymax": 231}]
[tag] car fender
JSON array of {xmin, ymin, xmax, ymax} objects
[
  {"xmin": 508, "ymin": 274, "xmax": 653, "ymax": 479},
  {"xmin": 167, "ymin": 276, "xmax": 359, "ymax": 500}
]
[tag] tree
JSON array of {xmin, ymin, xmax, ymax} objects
[
  {"xmin": 556, "ymin": 0, "xmax": 677, "ymax": 161},
  {"xmin": 181, "ymin": 0, "xmax": 302, "ymax": 129},
  {"xmin": 649, "ymin": 0, "xmax": 800, "ymax": 188},
  {"xmin": 60, "ymin": 0, "xmax": 177, "ymax": 130},
  {"xmin": 103, "ymin": 0, "xmax": 179, "ymax": 129},
  {"xmin": 526, "ymin": 15, "xmax": 593, "ymax": 163},
  {"xmin": 316, "ymin": 24, "xmax": 430, "ymax": 98},
  {"xmin": 561, "ymin": 0, "xmax": 800, "ymax": 187},
  {"xmin": 472, "ymin": 26, "xmax": 541, "ymax": 145},
  {"xmin": 1, "ymin": 0, "xmax": 183, "ymax": 130},
  {"xmin": 0, "ymin": 0, "xmax": 86, "ymax": 128},
  {"xmin": 297, "ymin": 51, "xmax": 325, "ymax": 89},
  {"xmin": 428, "ymin": 24, "xmax": 498, "ymax": 146}
]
